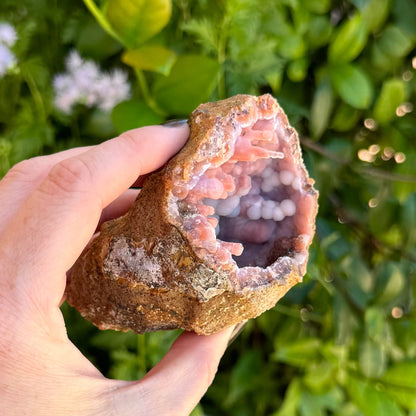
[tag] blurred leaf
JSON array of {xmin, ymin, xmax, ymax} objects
[
  {"xmin": 272, "ymin": 378, "xmax": 301, "ymax": 416},
  {"xmin": 374, "ymin": 263, "xmax": 405, "ymax": 306},
  {"xmin": 369, "ymin": 197, "xmax": 399, "ymax": 235},
  {"xmin": 307, "ymin": 16, "xmax": 333, "ymax": 48},
  {"xmin": 334, "ymin": 293, "xmax": 359, "ymax": 345},
  {"xmin": 328, "ymin": 14, "xmax": 368, "ymax": 63},
  {"xmin": 0, "ymin": 138, "xmax": 11, "ymax": 177},
  {"xmin": 109, "ymin": 349, "xmax": 144, "ymax": 380},
  {"xmin": 361, "ymin": 0, "xmax": 390, "ymax": 33},
  {"xmin": 90, "ymin": 330, "xmax": 137, "ymax": 350},
  {"xmin": 287, "ymin": 57, "xmax": 309, "ymax": 82},
  {"xmin": 401, "ymin": 193, "xmax": 416, "ymax": 249},
  {"xmin": 122, "ymin": 46, "xmax": 177, "ymax": 75},
  {"xmin": 226, "ymin": 350, "xmax": 263, "ymax": 405},
  {"xmin": 330, "ymin": 64, "xmax": 373, "ymax": 109},
  {"xmin": 381, "ymin": 361, "xmax": 416, "ymax": 389},
  {"xmin": 278, "ymin": 32, "xmax": 306, "ymax": 59},
  {"xmin": 359, "ymin": 337, "xmax": 387, "ymax": 378},
  {"xmin": 106, "ymin": 0, "xmax": 172, "ymax": 48},
  {"xmin": 299, "ymin": 387, "xmax": 344, "ymax": 416},
  {"xmin": 392, "ymin": 0, "xmax": 416, "ymax": 38},
  {"xmin": 304, "ymin": 361, "xmax": 335, "ymax": 392},
  {"xmin": 76, "ymin": 19, "xmax": 122, "ymax": 60},
  {"xmin": 272, "ymin": 338, "xmax": 322, "ymax": 366},
  {"xmin": 377, "ymin": 25, "xmax": 414, "ymax": 58},
  {"xmin": 153, "ymin": 55, "xmax": 220, "ymax": 115},
  {"xmin": 310, "ymin": 78, "xmax": 334, "ymax": 139},
  {"xmin": 373, "ymin": 78, "xmax": 406, "ymax": 124},
  {"xmin": 331, "ymin": 102, "xmax": 360, "ymax": 132},
  {"xmin": 303, "ymin": 0, "xmax": 331, "ymax": 14},
  {"xmin": 383, "ymin": 385, "xmax": 416, "ymax": 411},
  {"xmin": 346, "ymin": 375, "xmax": 405, "ymax": 416},
  {"xmin": 111, "ymin": 99, "xmax": 164, "ymax": 134}
]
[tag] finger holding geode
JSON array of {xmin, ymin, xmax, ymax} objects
[{"xmin": 66, "ymin": 94, "xmax": 318, "ymax": 335}]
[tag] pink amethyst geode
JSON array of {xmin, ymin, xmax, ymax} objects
[{"xmin": 66, "ymin": 94, "xmax": 318, "ymax": 335}]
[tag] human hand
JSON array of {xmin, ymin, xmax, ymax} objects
[{"xmin": 0, "ymin": 124, "xmax": 233, "ymax": 416}]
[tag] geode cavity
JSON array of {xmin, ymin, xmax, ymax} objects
[{"xmin": 66, "ymin": 94, "xmax": 318, "ymax": 335}]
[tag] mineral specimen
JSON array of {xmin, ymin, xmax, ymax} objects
[{"xmin": 66, "ymin": 94, "xmax": 318, "ymax": 335}]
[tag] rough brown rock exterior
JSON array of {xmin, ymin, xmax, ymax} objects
[{"xmin": 66, "ymin": 94, "xmax": 318, "ymax": 335}]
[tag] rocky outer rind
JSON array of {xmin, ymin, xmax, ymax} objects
[{"xmin": 66, "ymin": 94, "xmax": 318, "ymax": 335}]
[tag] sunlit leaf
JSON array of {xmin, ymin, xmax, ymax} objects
[
  {"xmin": 330, "ymin": 64, "xmax": 373, "ymax": 109},
  {"xmin": 373, "ymin": 78, "xmax": 406, "ymax": 124},
  {"xmin": 362, "ymin": 0, "xmax": 390, "ymax": 33},
  {"xmin": 153, "ymin": 55, "xmax": 220, "ymax": 115},
  {"xmin": 310, "ymin": 78, "xmax": 334, "ymax": 139},
  {"xmin": 346, "ymin": 375, "xmax": 405, "ymax": 416},
  {"xmin": 272, "ymin": 338, "xmax": 322, "ymax": 366},
  {"xmin": 106, "ymin": 0, "xmax": 172, "ymax": 48},
  {"xmin": 328, "ymin": 14, "xmax": 368, "ymax": 63},
  {"xmin": 272, "ymin": 378, "xmax": 301, "ymax": 416},
  {"xmin": 122, "ymin": 46, "xmax": 176, "ymax": 75},
  {"xmin": 359, "ymin": 337, "xmax": 387, "ymax": 378},
  {"xmin": 111, "ymin": 99, "xmax": 164, "ymax": 134}
]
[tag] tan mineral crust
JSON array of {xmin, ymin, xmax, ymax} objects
[{"xmin": 66, "ymin": 94, "xmax": 318, "ymax": 335}]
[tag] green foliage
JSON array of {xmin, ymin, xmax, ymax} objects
[{"xmin": 1, "ymin": 0, "xmax": 416, "ymax": 414}]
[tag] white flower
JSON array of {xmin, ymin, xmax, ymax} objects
[
  {"xmin": 53, "ymin": 51, "xmax": 131, "ymax": 114},
  {"xmin": 0, "ymin": 22, "xmax": 17, "ymax": 47},
  {"xmin": 0, "ymin": 43, "xmax": 16, "ymax": 76}
]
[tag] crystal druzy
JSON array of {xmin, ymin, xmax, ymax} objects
[{"xmin": 66, "ymin": 94, "xmax": 318, "ymax": 335}]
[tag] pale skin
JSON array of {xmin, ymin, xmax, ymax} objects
[{"xmin": 0, "ymin": 124, "xmax": 233, "ymax": 416}]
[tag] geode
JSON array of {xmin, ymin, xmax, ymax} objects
[{"xmin": 66, "ymin": 94, "xmax": 318, "ymax": 335}]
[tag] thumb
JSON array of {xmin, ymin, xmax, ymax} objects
[{"xmin": 109, "ymin": 327, "xmax": 233, "ymax": 416}]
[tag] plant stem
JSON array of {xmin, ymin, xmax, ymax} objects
[
  {"xmin": 134, "ymin": 68, "xmax": 165, "ymax": 115},
  {"xmin": 82, "ymin": 0, "xmax": 124, "ymax": 45},
  {"xmin": 24, "ymin": 72, "xmax": 46, "ymax": 122},
  {"xmin": 137, "ymin": 334, "xmax": 147, "ymax": 375}
]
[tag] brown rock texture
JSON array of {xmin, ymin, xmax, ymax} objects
[{"xmin": 66, "ymin": 94, "xmax": 318, "ymax": 335}]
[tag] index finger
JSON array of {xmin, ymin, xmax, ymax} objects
[{"xmin": 0, "ymin": 124, "xmax": 189, "ymax": 310}]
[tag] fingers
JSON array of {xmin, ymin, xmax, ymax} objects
[
  {"xmin": 97, "ymin": 188, "xmax": 140, "ymax": 229},
  {"xmin": 109, "ymin": 327, "xmax": 233, "ymax": 416},
  {"xmin": 0, "ymin": 147, "xmax": 92, "ymax": 234},
  {"xmin": 0, "ymin": 125, "xmax": 189, "ymax": 311}
]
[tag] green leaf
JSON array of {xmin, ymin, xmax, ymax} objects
[
  {"xmin": 303, "ymin": 0, "xmax": 331, "ymax": 14},
  {"xmin": 153, "ymin": 55, "xmax": 220, "ymax": 115},
  {"xmin": 310, "ymin": 78, "xmax": 334, "ymax": 139},
  {"xmin": 381, "ymin": 361, "xmax": 416, "ymax": 389},
  {"xmin": 377, "ymin": 25, "xmax": 414, "ymax": 58},
  {"xmin": 374, "ymin": 263, "xmax": 405, "ymax": 305},
  {"xmin": 122, "ymin": 46, "xmax": 176, "ymax": 75},
  {"xmin": 272, "ymin": 338, "xmax": 322, "ymax": 366},
  {"xmin": 226, "ymin": 350, "xmax": 263, "ymax": 405},
  {"xmin": 106, "ymin": 0, "xmax": 172, "ymax": 48},
  {"xmin": 272, "ymin": 378, "xmax": 301, "ymax": 416},
  {"xmin": 373, "ymin": 78, "xmax": 406, "ymax": 124},
  {"xmin": 401, "ymin": 193, "xmax": 416, "ymax": 248},
  {"xmin": 369, "ymin": 197, "xmax": 399, "ymax": 235},
  {"xmin": 307, "ymin": 16, "xmax": 333, "ymax": 48},
  {"xmin": 330, "ymin": 64, "xmax": 373, "ymax": 109},
  {"xmin": 287, "ymin": 57, "xmax": 309, "ymax": 82},
  {"xmin": 328, "ymin": 14, "xmax": 368, "ymax": 63},
  {"xmin": 359, "ymin": 337, "xmax": 387, "ymax": 378},
  {"xmin": 362, "ymin": 0, "xmax": 390, "ymax": 33},
  {"xmin": 383, "ymin": 385, "xmax": 416, "ymax": 411},
  {"xmin": 331, "ymin": 103, "xmax": 360, "ymax": 132},
  {"xmin": 346, "ymin": 375, "xmax": 405, "ymax": 416},
  {"xmin": 111, "ymin": 99, "xmax": 164, "ymax": 134}
]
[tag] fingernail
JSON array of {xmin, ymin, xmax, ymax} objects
[
  {"xmin": 161, "ymin": 118, "xmax": 189, "ymax": 127},
  {"xmin": 227, "ymin": 320, "xmax": 248, "ymax": 346}
]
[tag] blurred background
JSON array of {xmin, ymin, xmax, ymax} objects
[{"xmin": 1, "ymin": 0, "xmax": 416, "ymax": 414}]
